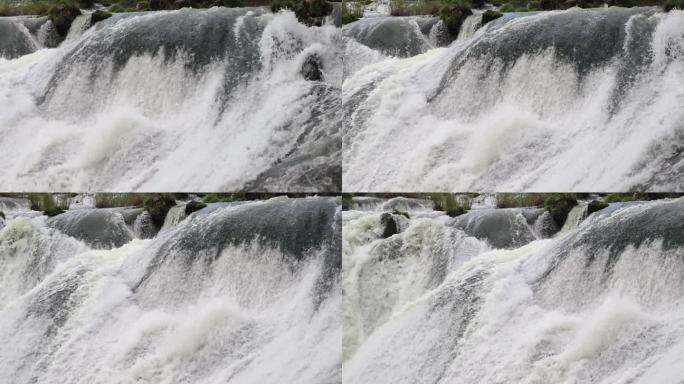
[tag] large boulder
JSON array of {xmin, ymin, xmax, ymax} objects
[{"xmin": 47, "ymin": 209, "xmax": 134, "ymax": 249}]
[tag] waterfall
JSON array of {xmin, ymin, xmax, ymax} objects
[
  {"xmin": 457, "ymin": 12, "xmax": 483, "ymax": 40},
  {"xmin": 343, "ymin": 8, "xmax": 684, "ymax": 191},
  {"xmin": 561, "ymin": 201, "xmax": 589, "ymax": 231},
  {"xmin": 0, "ymin": 8, "xmax": 342, "ymax": 192},
  {"xmin": 161, "ymin": 203, "xmax": 187, "ymax": 229},
  {"xmin": 343, "ymin": 197, "xmax": 684, "ymax": 383},
  {"xmin": 65, "ymin": 14, "xmax": 93, "ymax": 41},
  {"xmin": 0, "ymin": 196, "xmax": 341, "ymax": 383}
]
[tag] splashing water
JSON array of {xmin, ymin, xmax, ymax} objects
[
  {"xmin": 343, "ymin": 8, "xmax": 684, "ymax": 191},
  {"xmin": 0, "ymin": 9, "xmax": 342, "ymax": 191},
  {"xmin": 343, "ymin": 197, "xmax": 684, "ymax": 383},
  {"xmin": 0, "ymin": 197, "xmax": 342, "ymax": 384}
]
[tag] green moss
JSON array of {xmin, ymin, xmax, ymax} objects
[
  {"xmin": 604, "ymin": 193, "xmax": 639, "ymax": 203},
  {"xmin": 495, "ymin": 193, "xmax": 546, "ymax": 208},
  {"xmin": 143, "ymin": 194, "xmax": 177, "ymax": 228},
  {"xmin": 431, "ymin": 193, "xmax": 471, "ymax": 217},
  {"xmin": 342, "ymin": 193, "xmax": 354, "ymax": 210},
  {"xmin": 440, "ymin": 1, "xmax": 472, "ymax": 36},
  {"xmin": 29, "ymin": 193, "xmax": 66, "ymax": 212},
  {"xmin": 663, "ymin": 0, "xmax": 684, "ymax": 10},
  {"xmin": 43, "ymin": 206, "xmax": 65, "ymax": 217},
  {"xmin": 498, "ymin": 2, "xmax": 516, "ymax": 11},
  {"xmin": 542, "ymin": 194, "xmax": 578, "ymax": 227},
  {"xmin": 185, "ymin": 200, "xmax": 207, "ymax": 215},
  {"xmin": 95, "ymin": 193, "xmax": 146, "ymax": 208},
  {"xmin": 587, "ymin": 200, "xmax": 609, "ymax": 215},
  {"xmin": 108, "ymin": 3, "xmax": 138, "ymax": 11},
  {"xmin": 201, "ymin": 193, "xmax": 246, "ymax": 203}
]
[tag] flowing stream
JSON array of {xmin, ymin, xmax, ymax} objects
[
  {"xmin": 0, "ymin": 9, "xmax": 342, "ymax": 191},
  {"xmin": 343, "ymin": 8, "xmax": 684, "ymax": 191},
  {"xmin": 0, "ymin": 196, "xmax": 342, "ymax": 384},
  {"xmin": 343, "ymin": 196, "xmax": 684, "ymax": 383}
]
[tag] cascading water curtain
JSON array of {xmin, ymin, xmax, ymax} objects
[
  {"xmin": 343, "ymin": 8, "xmax": 684, "ymax": 191},
  {"xmin": 0, "ymin": 195, "xmax": 342, "ymax": 384},
  {"xmin": 342, "ymin": 194, "xmax": 684, "ymax": 383},
  {"xmin": 0, "ymin": 9, "xmax": 342, "ymax": 192}
]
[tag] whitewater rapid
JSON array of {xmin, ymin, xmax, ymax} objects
[
  {"xmin": 0, "ymin": 196, "xmax": 342, "ymax": 384},
  {"xmin": 343, "ymin": 8, "xmax": 684, "ymax": 191},
  {"xmin": 343, "ymin": 197, "xmax": 684, "ymax": 383},
  {"xmin": 0, "ymin": 8, "xmax": 342, "ymax": 191}
]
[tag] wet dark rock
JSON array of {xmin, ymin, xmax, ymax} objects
[
  {"xmin": 185, "ymin": 200, "xmax": 207, "ymax": 215},
  {"xmin": 343, "ymin": 16, "xmax": 444, "ymax": 58},
  {"xmin": 301, "ymin": 54, "xmax": 323, "ymax": 81},
  {"xmin": 43, "ymin": 207, "xmax": 65, "ymax": 217},
  {"xmin": 453, "ymin": 208, "xmax": 543, "ymax": 249},
  {"xmin": 587, "ymin": 200, "xmax": 609, "ymax": 215},
  {"xmin": 134, "ymin": 197, "xmax": 341, "ymax": 301},
  {"xmin": 47, "ymin": 209, "xmax": 134, "ymax": 249},
  {"xmin": 481, "ymin": 9, "xmax": 503, "ymax": 25},
  {"xmin": 381, "ymin": 212, "xmax": 398, "ymax": 238},
  {"xmin": 90, "ymin": 10, "xmax": 113, "ymax": 24}
]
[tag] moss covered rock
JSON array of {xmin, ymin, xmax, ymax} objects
[
  {"xmin": 543, "ymin": 194, "xmax": 578, "ymax": 228},
  {"xmin": 48, "ymin": 1, "xmax": 82, "ymax": 37},
  {"xmin": 664, "ymin": 0, "xmax": 684, "ymax": 10},
  {"xmin": 481, "ymin": 9, "xmax": 502, "ymax": 24},
  {"xmin": 440, "ymin": 3, "xmax": 472, "ymax": 36},
  {"xmin": 587, "ymin": 200, "xmax": 609, "ymax": 215},
  {"xmin": 43, "ymin": 207, "xmax": 66, "ymax": 217},
  {"xmin": 91, "ymin": 9, "xmax": 112, "ymax": 23},
  {"xmin": 143, "ymin": 194, "xmax": 176, "ymax": 228},
  {"xmin": 342, "ymin": 194, "xmax": 353, "ymax": 210},
  {"xmin": 185, "ymin": 200, "xmax": 207, "ymax": 215}
]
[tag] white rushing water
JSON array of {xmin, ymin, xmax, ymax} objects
[
  {"xmin": 0, "ymin": 8, "xmax": 342, "ymax": 191},
  {"xmin": 343, "ymin": 196, "xmax": 684, "ymax": 383},
  {"xmin": 343, "ymin": 8, "xmax": 684, "ymax": 191},
  {"xmin": 0, "ymin": 197, "xmax": 342, "ymax": 384}
]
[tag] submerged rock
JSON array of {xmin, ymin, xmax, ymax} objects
[{"xmin": 301, "ymin": 54, "xmax": 324, "ymax": 81}]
